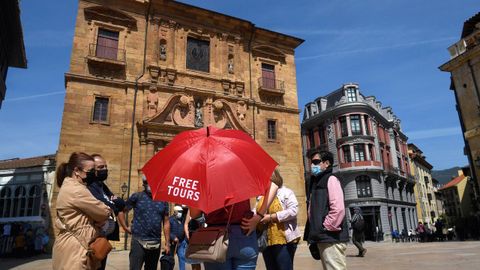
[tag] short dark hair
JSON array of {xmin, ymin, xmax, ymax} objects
[
  {"xmin": 318, "ymin": 151, "xmax": 334, "ymax": 167},
  {"xmin": 309, "ymin": 150, "xmax": 320, "ymax": 160}
]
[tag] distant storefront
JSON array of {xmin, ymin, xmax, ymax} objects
[{"xmin": 0, "ymin": 155, "xmax": 55, "ymax": 256}]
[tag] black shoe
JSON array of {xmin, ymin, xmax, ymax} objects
[
  {"xmin": 309, "ymin": 244, "xmax": 321, "ymax": 260},
  {"xmin": 360, "ymin": 248, "xmax": 367, "ymax": 257}
]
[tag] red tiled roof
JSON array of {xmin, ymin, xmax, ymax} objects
[
  {"xmin": 0, "ymin": 154, "xmax": 56, "ymax": 170},
  {"xmin": 439, "ymin": 175, "xmax": 465, "ymax": 190}
]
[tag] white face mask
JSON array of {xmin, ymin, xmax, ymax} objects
[{"xmin": 176, "ymin": 212, "xmax": 182, "ymax": 219}]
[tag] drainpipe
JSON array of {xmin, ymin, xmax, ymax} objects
[
  {"xmin": 248, "ymin": 24, "xmax": 255, "ymax": 139},
  {"xmin": 125, "ymin": 0, "xmax": 152, "ymax": 250}
]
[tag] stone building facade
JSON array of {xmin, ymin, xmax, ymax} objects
[
  {"xmin": 302, "ymin": 83, "xmax": 417, "ymax": 240},
  {"xmin": 440, "ymin": 12, "xmax": 480, "ymax": 200},
  {"xmin": 408, "ymin": 143, "xmax": 439, "ymax": 226},
  {"xmin": 0, "ymin": 0, "xmax": 27, "ymax": 108},
  {"xmin": 54, "ymin": 0, "xmax": 304, "ymax": 249}
]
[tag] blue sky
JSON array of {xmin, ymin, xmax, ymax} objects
[{"xmin": 0, "ymin": 0, "xmax": 478, "ymax": 170}]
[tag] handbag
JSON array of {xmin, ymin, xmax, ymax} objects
[
  {"xmin": 185, "ymin": 206, "xmax": 234, "ymax": 263},
  {"xmin": 88, "ymin": 236, "xmax": 113, "ymax": 261},
  {"xmin": 185, "ymin": 226, "xmax": 229, "ymax": 263},
  {"xmin": 257, "ymin": 228, "xmax": 268, "ymax": 252}
]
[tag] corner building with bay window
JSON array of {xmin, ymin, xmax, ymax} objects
[{"xmin": 301, "ymin": 83, "xmax": 418, "ymax": 241}]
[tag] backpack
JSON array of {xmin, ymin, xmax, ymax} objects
[{"xmin": 352, "ymin": 217, "xmax": 365, "ymax": 231}]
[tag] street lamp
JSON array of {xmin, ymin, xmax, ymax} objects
[{"xmin": 121, "ymin": 182, "xmax": 128, "ymax": 199}]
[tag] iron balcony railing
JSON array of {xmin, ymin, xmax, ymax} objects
[{"xmin": 89, "ymin": 43, "xmax": 126, "ymax": 62}]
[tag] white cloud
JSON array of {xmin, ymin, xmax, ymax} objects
[
  {"xmin": 297, "ymin": 37, "xmax": 457, "ymax": 61},
  {"xmin": 5, "ymin": 91, "xmax": 64, "ymax": 102}
]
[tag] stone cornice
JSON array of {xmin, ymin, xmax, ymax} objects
[
  {"xmin": 64, "ymin": 72, "xmax": 135, "ymax": 88},
  {"xmin": 440, "ymin": 43, "xmax": 480, "ymax": 72},
  {"xmin": 345, "ymin": 197, "xmax": 416, "ymax": 207},
  {"xmin": 65, "ymin": 73, "xmax": 300, "ymax": 114}
]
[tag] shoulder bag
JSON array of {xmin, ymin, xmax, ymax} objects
[{"xmin": 185, "ymin": 206, "xmax": 234, "ymax": 263}]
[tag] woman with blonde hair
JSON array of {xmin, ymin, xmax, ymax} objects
[{"xmin": 52, "ymin": 152, "xmax": 112, "ymax": 270}]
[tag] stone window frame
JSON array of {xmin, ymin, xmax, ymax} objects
[
  {"xmin": 267, "ymin": 119, "xmax": 278, "ymax": 142},
  {"xmin": 257, "ymin": 58, "xmax": 282, "ymax": 89},
  {"xmin": 354, "ymin": 143, "xmax": 366, "ymax": 161},
  {"xmin": 356, "ymin": 175, "xmax": 373, "ymax": 198},
  {"xmin": 350, "ymin": 114, "xmax": 363, "ymax": 135},
  {"xmin": 346, "ymin": 87, "xmax": 357, "ymax": 102},
  {"xmin": 90, "ymin": 94, "xmax": 112, "ymax": 125},
  {"xmin": 185, "ymin": 34, "xmax": 211, "ymax": 73},
  {"xmin": 89, "ymin": 20, "xmax": 127, "ymax": 61}
]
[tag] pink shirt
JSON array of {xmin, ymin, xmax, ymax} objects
[{"xmin": 323, "ymin": 175, "xmax": 345, "ymax": 231}]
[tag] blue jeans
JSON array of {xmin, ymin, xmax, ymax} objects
[
  {"xmin": 262, "ymin": 242, "xmax": 298, "ymax": 270},
  {"xmin": 204, "ymin": 225, "xmax": 258, "ymax": 270},
  {"xmin": 175, "ymin": 239, "xmax": 187, "ymax": 270}
]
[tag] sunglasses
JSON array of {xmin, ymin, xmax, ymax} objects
[{"xmin": 311, "ymin": 159, "xmax": 322, "ymax": 165}]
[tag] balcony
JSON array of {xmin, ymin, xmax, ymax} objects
[
  {"xmin": 258, "ymin": 77, "xmax": 285, "ymax": 96},
  {"xmin": 87, "ymin": 43, "xmax": 126, "ymax": 67},
  {"xmin": 384, "ymin": 165, "xmax": 400, "ymax": 176},
  {"xmin": 339, "ymin": 160, "xmax": 382, "ymax": 170}
]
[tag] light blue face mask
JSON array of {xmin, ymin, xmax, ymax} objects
[{"xmin": 311, "ymin": 164, "xmax": 322, "ymax": 176}]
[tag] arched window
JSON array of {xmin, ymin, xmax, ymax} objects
[
  {"xmin": 0, "ymin": 187, "xmax": 12, "ymax": 218},
  {"xmin": 13, "ymin": 186, "xmax": 27, "ymax": 217},
  {"xmin": 27, "ymin": 185, "xmax": 41, "ymax": 216},
  {"xmin": 356, "ymin": 175, "xmax": 372, "ymax": 198}
]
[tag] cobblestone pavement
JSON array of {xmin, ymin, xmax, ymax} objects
[{"xmin": 4, "ymin": 241, "xmax": 480, "ymax": 270}]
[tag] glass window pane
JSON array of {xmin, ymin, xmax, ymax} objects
[
  {"xmin": 187, "ymin": 37, "xmax": 210, "ymax": 72},
  {"xmin": 93, "ymin": 97, "xmax": 109, "ymax": 122}
]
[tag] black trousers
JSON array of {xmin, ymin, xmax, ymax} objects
[
  {"xmin": 352, "ymin": 231, "xmax": 365, "ymax": 254},
  {"xmin": 129, "ymin": 238, "xmax": 161, "ymax": 270}
]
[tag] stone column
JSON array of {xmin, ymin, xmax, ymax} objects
[
  {"xmin": 365, "ymin": 143, "xmax": 371, "ymax": 161},
  {"xmin": 360, "ymin": 114, "xmax": 367, "ymax": 135},
  {"xmin": 346, "ymin": 115, "xmax": 352, "ymax": 136}
]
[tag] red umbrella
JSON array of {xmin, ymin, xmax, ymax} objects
[{"xmin": 142, "ymin": 126, "xmax": 278, "ymax": 214}]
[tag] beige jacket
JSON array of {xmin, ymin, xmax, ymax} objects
[{"xmin": 52, "ymin": 177, "xmax": 111, "ymax": 270}]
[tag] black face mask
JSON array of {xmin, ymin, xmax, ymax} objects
[
  {"xmin": 83, "ymin": 169, "xmax": 97, "ymax": 185},
  {"xmin": 96, "ymin": 169, "xmax": 108, "ymax": 181}
]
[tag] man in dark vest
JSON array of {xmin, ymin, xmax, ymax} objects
[{"xmin": 305, "ymin": 151, "xmax": 348, "ymax": 270}]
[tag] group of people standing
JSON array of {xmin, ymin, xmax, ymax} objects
[
  {"xmin": 52, "ymin": 152, "xmax": 173, "ymax": 270},
  {"xmin": 51, "ymin": 149, "xmax": 358, "ymax": 270}
]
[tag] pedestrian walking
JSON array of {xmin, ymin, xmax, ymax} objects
[
  {"xmin": 118, "ymin": 176, "xmax": 170, "ymax": 270},
  {"xmin": 52, "ymin": 152, "xmax": 112, "ymax": 270},
  {"xmin": 257, "ymin": 168, "xmax": 301, "ymax": 270},
  {"xmin": 87, "ymin": 154, "xmax": 125, "ymax": 270},
  {"xmin": 350, "ymin": 207, "xmax": 366, "ymax": 257},
  {"xmin": 169, "ymin": 205, "xmax": 187, "ymax": 270},
  {"xmin": 304, "ymin": 151, "xmax": 349, "ymax": 270}
]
